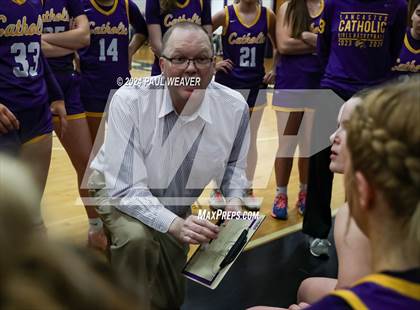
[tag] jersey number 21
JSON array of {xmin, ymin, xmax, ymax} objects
[{"xmin": 239, "ymin": 46, "xmax": 256, "ymax": 67}]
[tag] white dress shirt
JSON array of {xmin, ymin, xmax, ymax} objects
[{"xmin": 91, "ymin": 75, "xmax": 250, "ymax": 233}]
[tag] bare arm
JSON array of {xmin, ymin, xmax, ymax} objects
[
  {"xmin": 127, "ymin": 1, "xmax": 148, "ymax": 69},
  {"xmin": 265, "ymin": 8, "xmax": 278, "ymax": 81},
  {"xmin": 41, "ymin": 39, "xmax": 74, "ymax": 58},
  {"xmin": 129, "ymin": 33, "xmax": 147, "ymax": 70},
  {"xmin": 267, "ymin": 8, "xmax": 279, "ymax": 76},
  {"xmin": 212, "ymin": 8, "xmax": 230, "ymax": 73},
  {"xmin": 42, "ymin": 15, "xmax": 90, "ymax": 50},
  {"xmin": 276, "ymin": 2, "xmax": 315, "ymax": 55},
  {"xmin": 263, "ymin": 48, "xmax": 278, "ymax": 84},
  {"xmin": 74, "ymin": 52, "xmax": 81, "ymax": 73},
  {"xmin": 301, "ymin": 31, "xmax": 318, "ymax": 48},
  {"xmin": 129, "ymin": 33, "xmax": 147, "ymax": 58},
  {"xmin": 147, "ymin": 24, "xmax": 163, "ymax": 57},
  {"xmin": 267, "ymin": 8, "xmax": 277, "ymax": 50},
  {"xmin": 212, "ymin": 8, "xmax": 226, "ymax": 33}
]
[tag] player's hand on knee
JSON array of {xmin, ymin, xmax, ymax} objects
[
  {"xmin": 215, "ymin": 59, "xmax": 234, "ymax": 74},
  {"xmin": 0, "ymin": 103, "xmax": 19, "ymax": 134},
  {"xmin": 50, "ymin": 100, "xmax": 68, "ymax": 139},
  {"xmin": 169, "ymin": 215, "xmax": 220, "ymax": 245}
]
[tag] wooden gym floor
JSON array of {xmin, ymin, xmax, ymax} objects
[{"xmin": 42, "ymin": 46, "xmax": 344, "ymax": 254}]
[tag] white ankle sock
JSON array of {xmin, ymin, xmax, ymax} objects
[{"xmin": 276, "ymin": 186, "xmax": 287, "ymax": 196}]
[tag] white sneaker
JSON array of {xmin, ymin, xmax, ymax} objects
[
  {"xmin": 244, "ymin": 189, "xmax": 262, "ymax": 211},
  {"xmin": 209, "ymin": 189, "xmax": 226, "ymax": 209}
]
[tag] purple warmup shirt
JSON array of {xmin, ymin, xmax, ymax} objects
[
  {"xmin": 146, "ymin": 0, "xmax": 211, "ymax": 75},
  {"xmin": 78, "ymin": 0, "xmax": 147, "ymax": 105},
  {"xmin": 42, "ymin": 0, "xmax": 84, "ymax": 72},
  {"xmin": 0, "ymin": 0, "xmax": 51, "ymax": 113},
  {"xmin": 215, "ymin": 4, "xmax": 268, "ymax": 87},
  {"xmin": 318, "ymin": 0, "xmax": 407, "ymax": 94},
  {"xmin": 391, "ymin": 28, "xmax": 420, "ymax": 78},
  {"xmin": 275, "ymin": 1, "xmax": 324, "ymax": 89},
  {"xmin": 308, "ymin": 268, "xmax": 420, "ymax": 310}
]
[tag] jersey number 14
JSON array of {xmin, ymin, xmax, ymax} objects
[{"xmin": 99, "ymin": 38, "xmax": 118, "ymax": 62}]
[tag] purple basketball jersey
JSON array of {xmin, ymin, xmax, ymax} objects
[
  {"xmin": 391, "ymin": 29, "xmax": 420, "ymax": 78},
  {"xmin": 318, "ymin": 0, "xmax": 407, "ymax": 94},
  {"xmin": 215, "ymin": 4, "xmax": 268, "ymax": 86},
  {"xmin": 146, "ymin": 0, "xmax": 211, "ymax": 76},
  {"xmin": 78, "ymin": 0, "xmax": 130, "ymax": 107},
  {"xmin": 308, "ymin": 268, "xmax": 420, "ymax": 310},
  {"xmin": 0, "ymin": 0, "xmax": 49, "ymax": 113},
  {"xmin": 147, "ymin": 0, "xmax": 206, "ymax": 34},
  {"xmin": 275, "ymin": 1, "xmax": 324, "ymax": 90},
  {"xmin": 42, "ymin": 0, "xmax": 84, "ymax": 72}
]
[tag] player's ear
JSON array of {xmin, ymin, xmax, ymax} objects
[{"xmin": 355, "ymin": 171, "xmax": 375, "ymax": 212}]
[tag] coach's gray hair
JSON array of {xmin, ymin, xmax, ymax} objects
[{"xmin": 161, "ymin": 22, "xmax": 214, "ymax": 56}]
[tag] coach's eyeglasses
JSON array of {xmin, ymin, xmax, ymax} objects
[{"xmin": 161, "ymin": 55, "xmax": 214, "ymax": 70}]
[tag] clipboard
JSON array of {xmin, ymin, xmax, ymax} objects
[{"xmin": 182, "ymin": 215, "xmax": 265, "ymax": 289}]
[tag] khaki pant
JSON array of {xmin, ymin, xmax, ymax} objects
[{"xmin": 88, "ymin": 171, "xmax": 189, "ymax": 310}]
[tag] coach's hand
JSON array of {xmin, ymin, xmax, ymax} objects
[
  {"xmin": 169, "ymin": 215, "xmax": 220, "ymax": 245},
  {"xmin": 0, "ymin": 103, "xmax": 19, "ymax": 135},
  {"xmin": 50, "ymin": 100, "xmax": 68, "ymax": 139},
  {"xmin": 215, "ymin": 59, "xmax": 234, "ymax": 74}
]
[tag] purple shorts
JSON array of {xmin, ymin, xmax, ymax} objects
[
  {"xmin": 151, "ymin": 56, "xmax": 161, "ymax": 76},
  {"xmin": 215, "ymin": 77, "xmax": 268, "ymax": 110},
  {"xmin": 81, "ymin": 94, "xmax": 115, "ymax": 116},
  {"xmin": 0, "ymin": 103, "xmax": 52, "ymax": 154},
  {"xmin": 55, "ymin": 71, "xmax": 85, "ymax": 116},
  {"xmin": 274, "ymin": 71, "xmax": 322, "ymax": 91},
  {"xmin": 272, "ymin": 71, "xmax": 322, "ymax": 110}
]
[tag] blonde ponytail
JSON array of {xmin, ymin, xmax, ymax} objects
[{"xmin": 346, "ymin": 77, "xmax": 420, "ymax": 246}]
